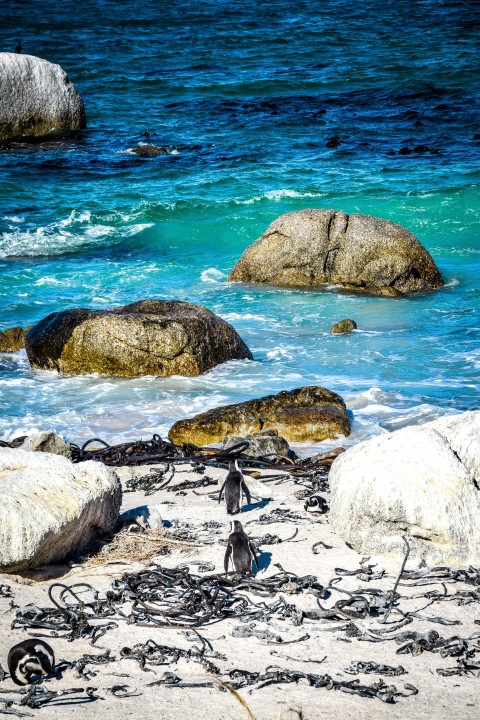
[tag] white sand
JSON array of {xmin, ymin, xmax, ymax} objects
[{"xmin": 0, "ymin": 462, "xmax": 478, "ymax": 719}]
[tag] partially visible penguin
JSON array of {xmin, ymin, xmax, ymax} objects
[
  {"xmin": 8, "ymin": 639, "xmax": 55, "ymax": 685},
  {"xmin": 224, "ymin": 520, "xmax": 258, "ymax": 574},
  {"xmin": 218, "ymin": 460, "xmax": 251, "ymax": 514},
  {"xmin": 304, "ymin": 495, "xmax": 329, "ymax": 514}
]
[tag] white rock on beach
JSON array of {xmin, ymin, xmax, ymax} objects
[
  {"xmin": 0, "ymin": 448, "xmax": 121, "ymax": 572},
  {"xmin": 0, "ymin": 53, "xmax": 86, "ymax": 142},
  {"xmin": 329, "ymin": 410, "xmax": 480, "ymax": 565}
]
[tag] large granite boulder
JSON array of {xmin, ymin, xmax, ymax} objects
[
  {"xmin": 169, "ymin": 386, "xmax": 350, "ymax": 445},
  {"xmin": 25, "ymin": 300, "xmax": 253, "ymax": 377},
  {"xmin": 0, "ymin": 53, "xmax": 86, "ymax": 142},
  {"xmin": 0, "ymin": 448, "xmax": 121, "ymax": 572},
  {"xmin": 0, "ymin": 326, "xmax": 29, "ymax": 352},
  {"xmin": 329, "ymin": 411, "xmax": 480, "ymax": 565},
  {"xmin": 229, "ymin": 209, "xmax": 443, "ymax": 296}
]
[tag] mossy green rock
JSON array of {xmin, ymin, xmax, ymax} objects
[
  {"xmin": 0, "ymin": 326, "xmax": 30, "ymax": 352},
  {"xmin": 229, "ymin": 209, "xmax": 443, "ymax": 296},
  {"xmin": 25, "ymin": 300, "xmax": 253, "ymax": 377},
  {"xmin": 330, "ymin": 319, "xmax": 357, "ymax": 334},
  {"xmin": 169, "ymin": 385, "xmax": 350, "ymax": 445}
]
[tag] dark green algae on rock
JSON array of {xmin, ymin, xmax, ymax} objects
[
  {"xmin": 25, "ymin": 300, "xmax": 253, "ymax": 377},
  {"xmin": 169, "ymin": 386, "xmax": 350, "ymax": 446}
]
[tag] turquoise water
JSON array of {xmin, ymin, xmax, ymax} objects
[{"xmin": 0, "ymin": 0, "xmax": 479, "ymax": 449}]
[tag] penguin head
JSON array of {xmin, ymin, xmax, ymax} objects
[{"xmin": 231, "ymin": 520, "xmax": 243, "ymax": 533}]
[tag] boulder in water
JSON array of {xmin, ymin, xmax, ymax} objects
[
  {"xmin": 0, "ymin": 326, "xmax": 30, "ymax": 352},
  {"xmin": 169, "ymin": 386, "xmax": 350, "ymax": 445},
  {"xmin": 0, "ymin": 53, "xmax": 86, "ymax": 142},
  {"xmin": 25, "ymin": 299, "xmax": 253, "ymax": 377},
  {"xmin": 229, "ymin": 209, "xmax": 443, "ymax": 296},
  {"xmin": 330, "ymin": 319, "xmax": 357, "ymax": 334}
]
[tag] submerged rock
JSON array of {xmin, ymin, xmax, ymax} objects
[
  {"xmin": 25, "ymin": 299, "xmax": 253, "ymax": 377},
  {"xmin": 228, "ymin": 209, "xmax": 443, "ymax": 296},
  {"xmin": 0, "ymin": 53, "xmax": 86, "ymax": 142},
  {"xmin": 0, "ymin": 326, "xmax": 30, "ymax": 352},
  {"xmin": 169, "ymin": 386, "xmax": 350, "ymax": 445},
  {"xmin": 131, "ymin": 144, "xmax": 168, "ymax": 156},
  {"xmin": 329, "ymin": 411, "xmax": 480, "ymax": 566},
  {"xmin": 0, "ymin": 448, "xmax": 121, "ymax": 572},
  {"xmin": 330, "ymin": 319, "xmax": 357, "ymax": 334}
]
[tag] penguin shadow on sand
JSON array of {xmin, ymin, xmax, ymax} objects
[{"xmin": 254, "ymin": 547, "xmax": 272, "ymax": 573}]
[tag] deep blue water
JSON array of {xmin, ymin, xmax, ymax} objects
[{"xmin": 0, "ymin": 0, "xmax": 479, "ymax": 449}]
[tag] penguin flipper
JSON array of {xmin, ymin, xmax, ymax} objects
[
  {"xmin": 241, "ymin": 480, "xmax": 251, "ymax": 505},
  {"xmin": 218, "ymin": 481, "xmax": 226, "ymax": 503},
  {"xmin": 224, "ymin": 544, "xmax": 232, "ymax": 573}
]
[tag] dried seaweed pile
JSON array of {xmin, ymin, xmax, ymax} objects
[
  {"xmin": 67, "ymin": 434, "xmax": 333, "ymax": 495},
  {"xmin": 6, "ymin": 558, "xmax": 480, "ymax": 710}
]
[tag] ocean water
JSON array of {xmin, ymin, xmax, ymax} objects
[{"xmin": 0, "ymin": 0, "xmax": 479, "ymax": 451}]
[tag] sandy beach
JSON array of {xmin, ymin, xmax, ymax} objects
[{"xmin": 1, "ymin": 460, "xmax": 478, "ymax": 719}]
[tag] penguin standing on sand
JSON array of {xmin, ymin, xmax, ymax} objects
[
  {"xmin": 218, "ymin": 460, "xmax": 251, "ymax": 514},
  {"xmin": 8, "ymin": 639, "xmax": 55, "ymax": 685},
  {"xmin": 224, "ymin": 520, "xmax": 258, "ymax": 574}
]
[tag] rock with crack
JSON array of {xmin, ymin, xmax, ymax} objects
[
  {"xmin": 329, "ymin": 411, "xmax": 480, "ymax": 565},
  {"xmin": 25, "ymin": 299, "xmax": 253, "ymax": 377},
  {"xmin": 228, "ymin": 209, "xmax": 443, "ymax": 296},
  {"xmin": 0, "ymin": 448, "xmax": 121, "ymax": 572},
  {"xmin": 169, "ymin": 386, "xmax": 350, "ymax": 445},
  {"xmin": 0, "ymin": 53, "xmax": 86, "ymax": 142}
]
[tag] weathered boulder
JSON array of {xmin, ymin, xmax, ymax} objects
[
  {"xmin": 330, "ymin": 319, "xmax": 357, "ymax": 334},
  {"xmin": 229, "ymin": 209, "xmax": 443, "ymax": 296},
  {"xmin": 20, "ymin": 432, "xmax": 72, "ymax": 459},
  {"xmin": 223, "ymin": 428, "xmax": 292, "ymax": 460},
  {"xmin": 0, "ymin": 53, "xmax": 86, "ymax": 142},
  {"xmin": 0, "ymin": 326, "xmax": 30, "ymax": 352},
  {"xmin": 25, "ymin": 300, "xmax": 253, "ymax": 377},
  {"xmin": 0, "ymin": 448, "xmax": 121, "ymax": 572},
  {"xmin": 329, "ymin": 411, "xmax": 480, "ymax": 565},
  {"xmin": 169, "ymin": 386, "xmax": 350, "ymax": 446}
]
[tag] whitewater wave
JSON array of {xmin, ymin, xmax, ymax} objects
[
  {"xmin": 0, "ymin": 209, "xmax": 153, "ymax": 258},
  {"xmin": 235, "ymin": 188, "xmax": 326, "ymax": 205},
  {"xmin": 200, "ymin": 267, "xmax": 228, "ymax": 283}
]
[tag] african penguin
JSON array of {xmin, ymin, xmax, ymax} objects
[
  {"xmin": 8, "ymin": 639, "xmax": 55, "ymax": 686},
  {"xmin": 304, "ymin": 495, "xmax": 329, "ymax": 514},
  {"xmin": 218, "ymin": 460, "xmax": 251, "ymax": 514},
  {"xmin": 224, "ymin": 520, "xmax": 258, "ymax": 574}
]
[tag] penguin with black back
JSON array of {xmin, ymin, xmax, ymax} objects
[
  {"xmin": 224, "ymin": 520, "xmax": 258, "ymax": 574},
  {"xmin": 218, "ymin": 459, "xmax": 251, "ymax": 514},
  {"xmin": 8, "ymin": 639, "xmax": 55, "ymax": 685},
  {"xmin": 15, "ymin": 40, "xmax": 22, "ymax": 53},
  {"xmin": 304, "ymin": 495, "xmax": 329, "ymax": 514}
]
